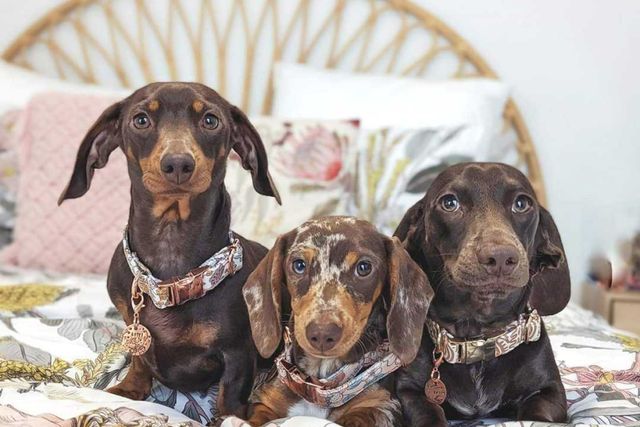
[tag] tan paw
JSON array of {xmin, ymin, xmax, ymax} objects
[{"xmin": 106, "ymin": 384, "xmax": 150, "ymax": 401}]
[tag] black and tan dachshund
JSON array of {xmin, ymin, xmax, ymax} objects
[
  {"xmin": 394, "ymin": 162, "xmax": 570, "ymax": 426},
  {"xmin": 58, "ymin": 82, "xmax": 280, "ymax": 418}
]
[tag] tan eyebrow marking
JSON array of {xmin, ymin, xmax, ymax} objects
[
  {"xmin": 192, "ymin": 100, "xmax": 204, "ymax": 113},
  {"xmin": 148, "ymin": 100, "xmax": 160, "ymax": 111},
  {"xmin": 301, "ymin": 247, "xmax": 318, "ymax": 260},
  {"xmin": 504, "ymin": 178, "xmax": 523, "ymax": 188},
  {"xmin": 344, "ymin": 251, "xmax": 360, "ymax": 269}
]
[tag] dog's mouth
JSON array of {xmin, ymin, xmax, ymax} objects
[
  {"xmin": 459, "ymin": 277, "xmax": 528, "ymax": 294},
  {"xmin": 447, "ymin": 261, "xmax": 530, "ymax": 291},
  {"xmin": 296, "ymin": 339, "xmax": 346, "ymax": 360},
  {"xmin": 475, "ymin": 284, "xmax": 509, "ymax": 297},
  {"xmin": 303, "ymin": 349, "xmax": 341, "ymax": 359},
  {"xmin": 479, "ymin": 278, "xmax": 527, "ymax": 289},
  {"xmin": 455, "ymin": 278, "xmax": 530, "ymax": 308},
  {"xmin": 141, "ymin": 173, "xmax": 206, "ymax": 197},
  {"xmin": 300, "ymin": 340, "xmax": 361, "ymax": 360},
  {"xmin": 297, "ymin": 335, "xmax": 352, "ymax": 360}
]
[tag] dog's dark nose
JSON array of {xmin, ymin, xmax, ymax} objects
[
  {"xmin": 305, "ymin": 322, "xmax": 342, "ymax": 352},
  {"xmin": 478, "ymin": 245, "xmax": 519, "ymax": 276},
  {"xmin": 160, "ymin": 153, "xmax": 195, "ymax": 185}
]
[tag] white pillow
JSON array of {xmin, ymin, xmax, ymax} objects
[
  {"xmin": 0, "ymin": 61, "xmax": 128, "ymax": 114},
  {"xmin": 272, "ymin": 62, "xmax": 511, "ymax": 158}
]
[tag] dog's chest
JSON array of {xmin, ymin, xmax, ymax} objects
[
  {"xmin": 286, "ymin": 400, "xmax": 330, "ymax": 419},
  {"xmin": 141, "ymin": 299, "xmax": 220, "ymax": 350},
  {"xmin": 446, "ymin": 364, "xmax": 502, "ymax": 418},
  {"xmin": 285, "ymin": 358, "xmax": 340, "ymax": 419}
]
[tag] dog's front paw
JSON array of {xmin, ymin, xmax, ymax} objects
[{"xmin": 106, "ymin": 384, "xmax": 149, "ymax": 401}]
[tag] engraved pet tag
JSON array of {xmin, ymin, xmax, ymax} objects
[
  {"xmin": 122, "ymin": 323, "xmax": 152, "ymax": 356},
  {"xmin": 426, "ymin": 348, "xmax": 447, "ymax": 405},
  {"xmin": 425, "ymin": 377, "xmax": 447, "ymax": 405}
]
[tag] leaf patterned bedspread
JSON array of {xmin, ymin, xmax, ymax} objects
[{"xmin": 0, "ymin": 266, "xmax": 638, "ymax": 427}]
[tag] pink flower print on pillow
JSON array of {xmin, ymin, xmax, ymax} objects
[{"xmin": 272, "ymin": 123, "xmax": 350, "ymax": 184}]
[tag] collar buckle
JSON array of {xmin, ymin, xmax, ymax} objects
[
  {"xmin": 158, "ymin": 267, "xmax": 208, "ymax": 307},
  {"xmin": 427, "ymin": 310, "xmax": 541, "ymax": 365},
  {"xmin": 459, "ymin": 338, "xmax": 495, "ymax": 364}
]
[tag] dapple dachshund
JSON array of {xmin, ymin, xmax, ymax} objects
[
  {"xmin": 394, "ymin": 162, "xmax": 570, "ymax": 426},
  {"xmin": 58, "ymin": 82, "xmax": 280, "ymax": 418},
  {"xmin": 242, "ymin": 216, "xmax": 433, "ymax": 426}
]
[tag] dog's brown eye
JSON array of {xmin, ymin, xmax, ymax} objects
[
  {"xmin": 356, "ymin": 260, "xmax": 372, "ymax": 277},
  {"xmin": 512, "ymin": 195, "xmax": 532, "ymax": 213},
  {"xmin": 202, "ymin": 113, "xmax": 219, "ymax": 130},
  {"xmin": 133, "ymin": 113, "xmax": 150, "ymax": 129},
  {"xmin": 440, "ymin": 194, "xmax": 459, "ymax": 212},
  {"xmin": 292, "ymin": 259, "xmax": 306, "ymax": 274}
]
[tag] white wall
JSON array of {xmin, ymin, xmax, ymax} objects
[
  {"xmin": 422, "ymin": 0, "xmax": 640, "ymax": 302},
  {"xmin": 1, "ymin": 0, "xmax": 638, "ymax": 302}
]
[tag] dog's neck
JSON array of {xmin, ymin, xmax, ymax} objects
[
  {"xmin": 428, "ymin": 271, "xmax": 531, "ymax": 339},
  {"xmin": 127, "ymin": 182, "xmax": 232, "ymax": 280},
  {"xmin": 290, "ymin": 301, "xmax": 386, "ymax": 379}
]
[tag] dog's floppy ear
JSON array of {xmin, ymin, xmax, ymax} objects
[
  {"xmin": 230, "ymin": 106, "xmax": 281, "ymax": 205},
  {"xmin": 394, "ymin": 198, "xmax": 427, "ymax": 262},
  {"xmin": 385, "ymin": 236, "xmax": 433, "ymax": 365},
  {"xmin": 529, "ymin": 206, "xmax": 571, "ymax": 315},
  {"xmin": 58, "ymin": 100, "xmax": 124, "ymax": 204},
  {"xmin": 243, "ymin": 235, "xmax": 288, "ymax": 358}
]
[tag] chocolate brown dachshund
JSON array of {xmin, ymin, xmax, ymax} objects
[
  {"xmin": 58, "ymin": 82, "xmax": 280, "ymax": 418},
  {"xmin": 394, "ymin": 163, "xmax": 570, "ymax": 426}
]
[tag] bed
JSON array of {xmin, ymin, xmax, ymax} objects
[{"xmin": 0, "ymin": 1, "xmax": 638, "ymax": 426}]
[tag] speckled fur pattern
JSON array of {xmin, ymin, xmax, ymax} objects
[{"xmin": 242, "ymin": 216, "xmax": 433, "ymax": 427}]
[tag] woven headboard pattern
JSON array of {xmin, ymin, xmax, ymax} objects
[{"xmin": 2, "ymin": 0, "xmax": 545, "ymax": 202}]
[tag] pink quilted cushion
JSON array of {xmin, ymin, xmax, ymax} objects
[{"xmin": 0, "ymin": 93, "xmax": 130, "ymax": 274}]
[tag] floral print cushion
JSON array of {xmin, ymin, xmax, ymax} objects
[
  {"xmin": 227, "ymin": 118, "xmax": 358, "ymax": 246},
  {"xmin": 348, "ymin": 125, "xmax": 486, "ymax": 235}
]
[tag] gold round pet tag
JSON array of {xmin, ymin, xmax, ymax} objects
[
  {"xmin": 425, "ymin": 349, "xmax": 447, "ymax": 405},
  {"xmin": 425, "ymin": 377, "xmax": 447, "ymax": 405},
  {"xmin": 122, "ymin": 323, "xmax": 152, "ymax": 356},
  {"xmin": 122, "ymin": 278, "xmax": 152, "ymax": 355}
]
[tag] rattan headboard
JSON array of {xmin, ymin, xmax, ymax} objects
[{"xmin": 2, "ymin": 0, "xmax": 545, "ymax": 203}]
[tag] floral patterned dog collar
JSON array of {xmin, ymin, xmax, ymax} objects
[
  {"xmin": 425, "ymin": 309, "xmax": 542, "ymax": 364},
  {"xmin": 275, "ymin": 327, "xmax": 403, "ymax": 408},
  {"xmin": 122, "ymin": 227, "xmax": 243, "ymax": 309}
]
